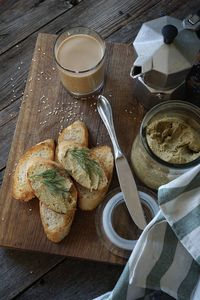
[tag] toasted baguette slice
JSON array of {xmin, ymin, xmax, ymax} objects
[
  {"xmin": 39, "ymin": 185, "xmax": 77, "ymax": 243},
  {"xmin": 58, "ymin": 120, "xmax": 88, "ymax": 146},
  {"xmin": 55, "ymin": 120, "xmax": 88, "ymax": 162},
  {"xmin": 57, "ymin": 141, "xmax": 108, "ymax": 191},
  {"xmin": 28, "ymin": 159, "xmax": 77, "ymax": 214},
  {"xmin": 76, "ymin": 146, "xmax": 114, "ymax": 210},
  {"xmin": 12, "ymin": 139, "xmax": 55, "ymax": 201}
]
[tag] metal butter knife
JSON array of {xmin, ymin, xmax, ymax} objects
[{"xmin": 97, "ymin": 95, "xmax": 147, "ymax": 230}]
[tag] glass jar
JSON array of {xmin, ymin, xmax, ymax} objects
[{"xmin": 131, "ymin": 101, "xmax": 200, "ymax": 190}]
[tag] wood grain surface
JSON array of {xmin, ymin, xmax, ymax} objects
[
  {"xmin": 1, "ymin": 0, "xmax": 198, "ymax": 299},
  {"xmin": 0, "ymin": 33, "xmax": 144, "ymax": 265}
]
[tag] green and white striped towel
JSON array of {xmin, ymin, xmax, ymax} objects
[{"xmin": 95, "ymin": 164, "xmax": 200, "ymax": 300}]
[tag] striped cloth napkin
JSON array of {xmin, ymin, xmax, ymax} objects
[{"xmin": 95, "ymin": 164, "xmax": 200, "ymax": 300}]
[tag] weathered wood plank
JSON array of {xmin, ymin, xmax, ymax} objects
[
  {"xmin": 0, "ymin": 0, "xmax": 162, "ymax": 111},
  {"xmin": 0, "ymin": 168, "xmax": 5, "ymax": 185},
  {"xmin": 0, "ymin": 115, "xmax": 18, "ymax": 170},
  {"xmin": 0, "ymin": 0, "xmax": 82, "ymax": 55},
  {"xmin": 108, "ymin": 0, "xmax": 199, "ymax": 43},
  {"xmin": 0, "ymin": 99, "xmax": 21, "ymax": 169},
  {"xmin": 0, "ymin": 248, "xmax": 65, "ymax": 300},
  {"xmin": 0, "ymin": 97, "xmax": 21, "ymax": 128},
  {"xmin": 14, "ymin": 259, "xmax": 123, "ymax": 300}
]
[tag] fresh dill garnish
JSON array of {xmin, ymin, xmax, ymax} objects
[
  {"xmin": 31, "ymin": 169, "xmax": 69, "ymax": 197},
  {"xmin": 68, "ymin": 148, "xmax": 103, "ymax": 179}
]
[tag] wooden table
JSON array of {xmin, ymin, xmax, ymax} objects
[{"xmin": 0, "ymin": 1, "xmax": 198, "ymax": 299}]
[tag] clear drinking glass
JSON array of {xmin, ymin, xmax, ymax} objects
[{"xmin": 54, "ymin": 27, "xmax": 106, "ymax": 97}]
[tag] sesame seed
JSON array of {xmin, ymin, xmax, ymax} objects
[
  {"xmin": 26, "ymin": 95, "xmax": 28, "ymax": 98},
  {"xmin": 38, "ymin": 110, "xmax": 41, "ymax": 112},
  {"xmin": 20, "ymin": 61, "xmax": 23, "ymax": 65},
  {"xmin": 29, "ymin": 208, "xmax": 32, "ymax": 211},
  {"xmin": 40, "ymin": 71, "xmax": 44, "ymax": 74},
  {"xmin": 18, "ymin": 66, "xmax": 21, "ymax": 70},
  {"xmin": 11, "ymin": 77, "xmax": 13, "ymax": 81},
  {"xmin": 43, "ymin": 52, "xmax": 45, "ymax": 55},
  {"xmin": 13, "ymin": 95, "xmax": 16, "ymax": 98},
  {"xmin": 16, "ymin": 45, "xmax": 19, "ymax": 48},
  {"xmin": 30, "ymin": 89, "xmax": 33, "ymax": 92},
  {"xmin": 38, "ymin": 48, "xmax": 41, "ymax": 51},
  {"xmin": 37, "ymin": 78, "xmax": 40, "ymax": 81},
  {"xmin": 29, "ymin": 271, "xmax": 33, "ymax": 274},
  {"xmin": 1, "ymin": 217, "xmax": 4, "ymax": 221},
  {"xmin": 12, "ymin": 90, "xmax": 15, "ymax": 93}
]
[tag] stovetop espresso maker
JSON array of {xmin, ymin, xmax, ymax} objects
[{"xmin": 130, "ymin": 12, "xmax": 200, "ymax": 109}]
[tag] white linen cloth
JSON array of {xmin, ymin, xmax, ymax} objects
[{"xmin": 95, "ymin": 164, "xmax": 200, "ymax": 300}]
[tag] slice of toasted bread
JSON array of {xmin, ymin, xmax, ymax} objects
[
  {"xmin": 12, "ymin": 139, "xmax": 55, "ymax": 201},
  {"xmin": 76, "ymin": 146, "xmax": 114, "ymax": 210},
  {"xmin": 39, "ymin": 185, "xmax": 77, "ymax": 243},
  {"xmin": 57, "ymin": 141, "xmax": 108, "ymax": 191},
  {"xmin": 58, "ymin": 120, "xmax": 88, "ymax": 146},
  {"xmin": 55, "ymin": 120, "xmax": 88, "ymax": 162},
  {"xmin": 27, "ymin": 159, "xmax": 77, "ymax": 214}
]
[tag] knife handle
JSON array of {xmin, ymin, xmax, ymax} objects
[{"xmin": 97, "ymin": 95, "xmax": 122, "ymax": 159}]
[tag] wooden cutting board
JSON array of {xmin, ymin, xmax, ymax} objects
[{"xmin": 0, "ymin": 33, "xmax": 145, "ymax": 265}]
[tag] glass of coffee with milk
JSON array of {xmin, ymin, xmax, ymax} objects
[{"xmin": 54, "ymin": 27, "xmax": 106, "ymax": 97}]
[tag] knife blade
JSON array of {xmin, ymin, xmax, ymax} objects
[
  {"xmin": 115, "ymin": 155, "xmax": 147, "ymax": 230},
  {"xmin": 97, "ymin": 95, "xmax": 147, "ymax": 230}
]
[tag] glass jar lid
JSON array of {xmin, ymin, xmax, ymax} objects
[{"xmin": 95, "ymin": 187, "xmax": 159, "ymax": 258}]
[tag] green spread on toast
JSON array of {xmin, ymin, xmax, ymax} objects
[
  {"xmin": 30, "ymin": 169, "xmax": 69, "ymax": 198},
  {"xmin": 67, "ymin": 148, "xmax": 103, "ymax": 180}
]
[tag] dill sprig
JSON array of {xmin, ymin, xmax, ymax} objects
[
  {"xmin": 31, "ymin": 169, "xmax": 69, "ymax": 197},
  {"xmin": 68, "ymin": 148, "xmax": 103, "ymax": 179}
]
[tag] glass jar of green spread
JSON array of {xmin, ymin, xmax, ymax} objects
[{"xmin": 131, "ymin": 101, "xmax": 200, "ymax": 190}]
